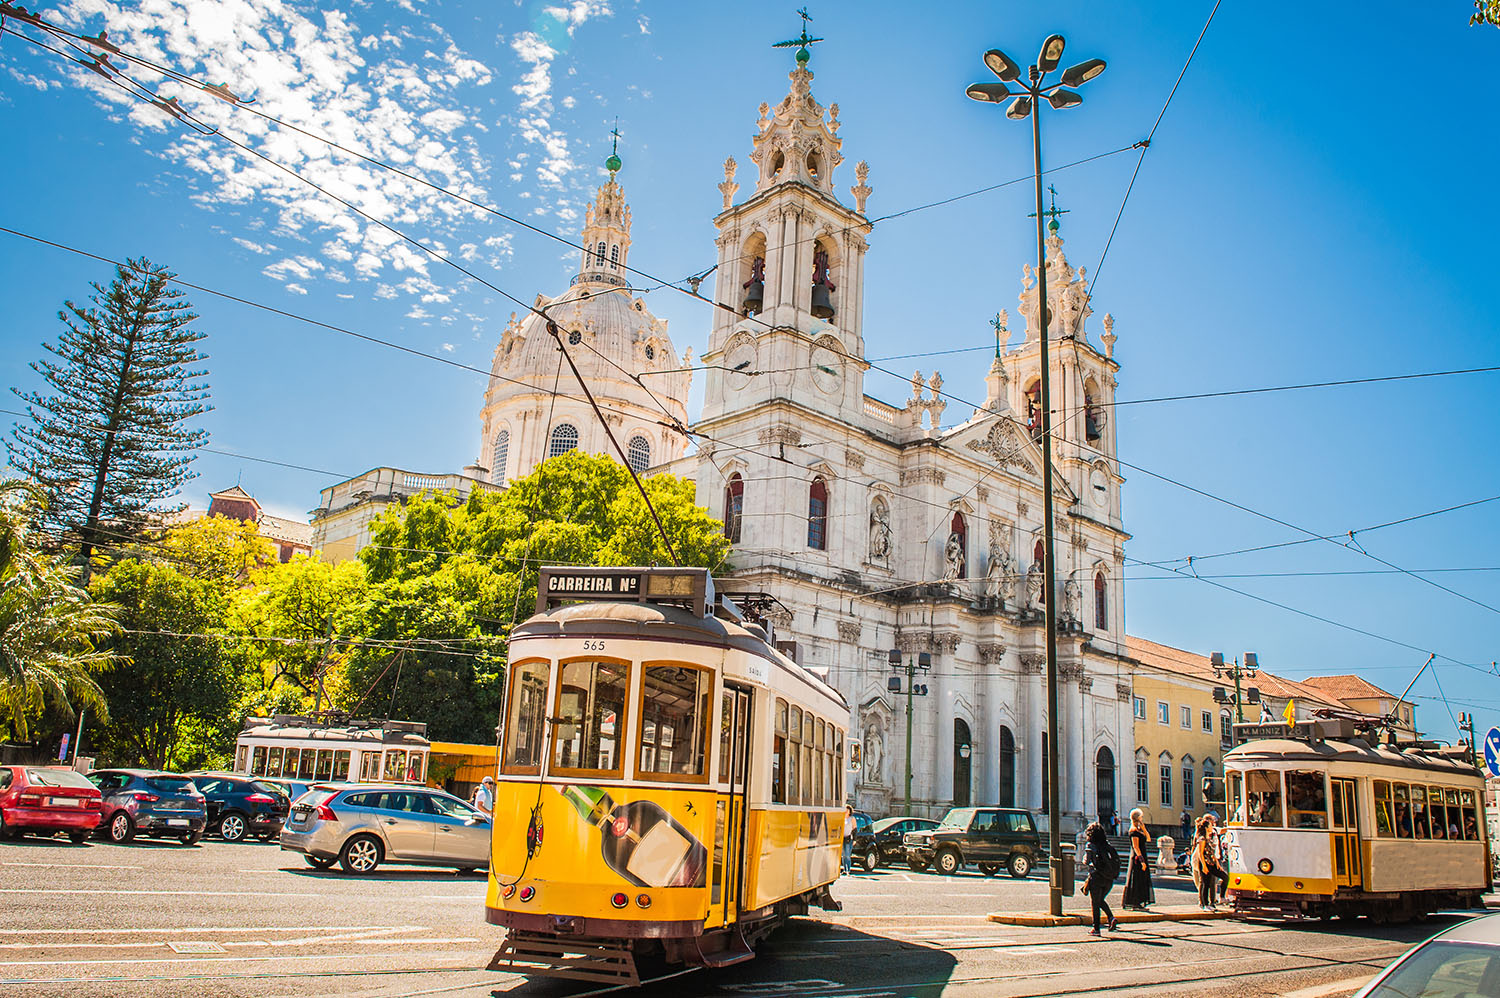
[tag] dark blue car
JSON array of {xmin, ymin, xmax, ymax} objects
[
  {"xmin": 87, "ymin": 770, "xmax": 207, "ymax": 845},
  {"xmin": 186, "ymin": 772, "xmax": 290, "ymax": 842}
]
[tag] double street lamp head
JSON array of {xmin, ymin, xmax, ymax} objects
[{"xmin": 967, "ymin": 36, "xmax": 1106, "ymax": 120}]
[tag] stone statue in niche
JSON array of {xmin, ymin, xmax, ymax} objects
[
  {"xmin": 987, "ymin": 539, "xmax": 1017, "ymax": 602},
  {"xmin": 943, "ymin": 533, "xmax": 966, "ymax": 580},
  {"xmin": 1026, "ymin": 559, "xmax": 1045, "ymax": 609},
  {"xmin": 1062, "ymin": 579, "xmax": 1082, "ymax": 623},
  {"xmin": 869, "ymin": 501, "xmax": 892, "ymax": 562},
  {"xmin": 863, "ymin": 721, "xmax": 884, "ymax": 783}
]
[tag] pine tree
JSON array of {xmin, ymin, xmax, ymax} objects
[{"xmin": 8, "ymin": 259, "xmax": 210, "ymax": 579}]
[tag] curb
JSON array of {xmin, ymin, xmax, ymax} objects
[{"xmin": 988, "ymin": 906, "xmax": 1236, "ymax": 927}]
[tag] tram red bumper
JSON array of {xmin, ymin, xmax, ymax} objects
[{"xmin": 486, "ymin": 905, "xmax": 704, "ymax": 939}]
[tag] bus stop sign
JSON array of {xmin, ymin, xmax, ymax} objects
[{"xmin": 1484, "ymin": 727, "xmax": 1500, "ymax": 778}]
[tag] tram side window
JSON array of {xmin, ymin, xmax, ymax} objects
[
  {"xmin": 250, "ymin": 746, "xmax": 267, "ymax": 776},
  {"xmin": 360, "ymin": 751, "xmax": 381, "ymax": 781},
  {"xmin": 719, "ymin": 692, "xmax": 733, "ymax": 784},
  {"xmin": 835, "ymin": 730, "xmax": 844, "ymax": 802},
  {"xmin": 265, "ymin": 747, "xmax": 284, "ymax": 778},
  {"xmin": 1412, "ymin": 786, "xmax": 1432, "ymax": 838},
  {"xmin": 1460, "ymin": 789, "xmax": 1479, "ymax": 840},
  {"xmin": 1428, "ymin": 785, "xmax": 1448, "ymax": 839},
  {"xmin": 1374, "ymin": 781, "xmax": 1394, "ymax": 837},
  {"xmin": 1393, "ymin": 784, "xmax": 1412, "ymax": 837},
  {"xmin": 1285, "ymin": 771, "xmax": 1329, "ymax": 829},
  {"xmin": 1227, "ymin": 772, "xmax": 1244, "ymax": 824},
  {"xmin": 235, "ymin": 746, "xmax": 248, "ymax": 773},
  {"xmin": 802, "ymin": 712, "xmax": 814, "ymax": 805},
  {"xmin": 315, "ymin": 749, "xmax": 334, "ymax": 782},
  {"xmin": 334, "ymin": 750, "xmax": 352, "ymax": 781},
  {"xmin": 637, "ymin": 664, "xmax": 711, "ymax": 780},
  {"xmin": 298, "ymin": 749, "xmax": 316, "ymax": 780},
  {"xmin": 384, "ymin": 749, "xmax": 407, "ymax": 782},
  {"xmin": 553, "ymin": 660, "xmax": 630, "ymax": 777},
  {"xmin": 1246, "ymin": 770, "xmax": 1283, "ymax": 827},
  {"xmin": 788, "ymin": 706, "xmax": 802, "ymax": 806},
  {"xmin": 502, "ymin": 661, "xmax": 550, "ymax": 774},
  {"xmin": 773, "ymin": 699, "xmax": 788, "ymax": 804}
]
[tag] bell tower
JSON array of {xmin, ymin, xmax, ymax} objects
[
  {"xmin": 700, "ymin": 19, "xmax": 874, "ymax": 426},
  {"xmin": 576, "ymin": 128, "xmax": 632, "ymax": 287}
]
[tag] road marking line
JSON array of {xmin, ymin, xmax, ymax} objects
[
  {"xmin": 0, "ymin": 950, "xmax": 476, "ymax": 969},
  {"xmin": 0, "ymin": 888, "xmax": 320, "ymax": 898},
  {"xmin": 0, "ymin": 925, "xmax": 423, "ymax": 936},
  {"xmin": 351, "ymin": 937, "xmax": 481, "ymax": 946},
  {"xmin": 0, "ymin": 862, "xmax": 142, "ymax": 870}
]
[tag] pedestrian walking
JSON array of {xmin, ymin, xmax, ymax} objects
[
  {"xmin": 471, "ymin": 776, "xmax": 495, "ymax": 819},
  {"xmin": 1193, "ymin": 816, "xmax": 1225, "ymax": 910},
  {"xmin": 841, "ymin": 804, "xmax": 856, "ymax": 875},
  {"xmin": 1208, "ymin": 813, "xmax": 1229, "ymax": 903},
  {"xmin": 1082, "ymin": 821, "xmax": 1119, "ymax": 936},
  {"xmin": 1122, "ymin": 808, "xmax": 1154, "ymax": 910}
]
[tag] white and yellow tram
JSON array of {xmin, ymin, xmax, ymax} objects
[
  {"xmin": 485, "ymin": 567, "xmax": 847, "ymax": 985},
  {"xmin": 233, "ymin": 716, "xmax": 431, "ymax": 785},
  {"xmin": 1223, "ymin": 720, "xmax": 1492, "ymax": 921}
]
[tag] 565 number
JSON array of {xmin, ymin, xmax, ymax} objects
[{"xmin": 581, "ymin": 639, "xmax": 606, "ymax": 652}]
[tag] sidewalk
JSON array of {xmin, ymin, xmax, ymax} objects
[{"xmin": 988, "ymin": 905, "xmax": 1235, "ymax": 927}]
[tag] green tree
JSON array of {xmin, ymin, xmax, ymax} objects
[
  {"xmin": 1475, "ymin": 1, "xmax": 1500, "ymax": 25},
  {"xmin": 153, "ymin": 515, "xmax": 279, "ymax": 584},
  {"xmin": 8, "ymin": 259, "xmax": 210, "ymax": 579},
  {"xmin": 90, "ymin": 560, "xmax": 236, "ymax": 769},
  {"xmin": 0, "ymin": 481, "xmax": 116, "ymax": 740}
]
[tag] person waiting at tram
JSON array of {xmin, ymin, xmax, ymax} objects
[
  {"xmin": 841, "ymin": 804, "xmax": 855, "ymax": 875},
  {"xmin": 1121, "ymin": 808, "xmax": 1154, "ymax": 911},
  {"xmin": 1193, "ymin": 816, "xmax": 1225, "ymax": 911}
]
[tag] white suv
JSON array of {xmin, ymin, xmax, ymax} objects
[{"xmin": 279, "ymin": 784, "xmax": 490, "ymax": 875}]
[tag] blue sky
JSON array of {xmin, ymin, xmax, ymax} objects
[{"xmin": 3, "ymin": 2, "xmax": 1497, "ymax": 747}]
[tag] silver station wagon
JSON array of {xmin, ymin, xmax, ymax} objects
[{"xmin": 279, "ymin": 783, "xmax": 491, "ymax": 875}]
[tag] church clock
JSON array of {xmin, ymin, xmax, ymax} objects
[
  {"xmin": 726, "ymin": 339, "xmax": 757, "ymax": 391},
  {"xmin": 811, "ymin": 342, "xmax": 843, "ymax": 394}
]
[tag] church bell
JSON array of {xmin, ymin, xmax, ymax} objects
[
  {"xmin": 810, "ymin": 284, "xmax": 835, "ymax": 319},
  {"xmin": 742, "ymin": 280, "xmax": 764, "ymax": 315}
]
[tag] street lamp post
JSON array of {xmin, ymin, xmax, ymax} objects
[
  {"xmin": 888, "ymin": 648, "xmax": 932, "ymax": 815},
  {"xmin": 1211, "ymin": 651, "xmax": 1260, "ymax": 724},
  {"xmin": 967, "ymin": 34, "xmax": 1105, "ymax": 919}
]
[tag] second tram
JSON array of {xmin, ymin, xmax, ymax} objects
[
  {"xmin": 485, "ymin": 567, "xmax": 847, "ymax": 984},
  {"xmin": 1223, "ymin": 719, "xmax": 1492, "ymax": 921}
]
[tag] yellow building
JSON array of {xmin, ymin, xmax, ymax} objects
[{"xmin": 1126, "ymin": 637, "xmax": 1233, "ymax": 833}]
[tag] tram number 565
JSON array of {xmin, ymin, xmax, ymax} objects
[{"xmin": 580, "ymin": 640, "xmax": 607, "ymax": 652}]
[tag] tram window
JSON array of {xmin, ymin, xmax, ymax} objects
[
  {"xmin": 802, "ymin": 741, "xmax": 813, "ymax": 805},
  {"xmin": 384, "ymin": 749, "xmax": 406, "ymax": 782},
  {"xmin": 502, "ymin": 661, "xmax": 550, "ymax": 774},
  {"xmin": 236, "ymin": 746, "xmax": 248, "ymax": 773},
  {"xmin": 1227, "ymin": 772, "xmax": 1244, "ymax": 823},
  {"xmin": 315, "ymin": 749, "xmax": 334, "ymax": 782},
  {"xmin": 360, "ymin": 751, "xmax": 381, "ymax": 781},
  {"xmin": 1412, "ymin": 786, "xmax": 1432, "ymax": 838},
  {"xmin": 1285, "ymin": 771, "xmax": 1328, "ymax": 829},
  {"xmin": 1460, "ymin": 789, "xmax": 1479, "ymax": 840},
  {"xmin": 407, "ymin": 753, "xmax": 426, "ymax": 783},
  {"xmin": 835, "ymin": 730, "xmax": 844, "ymax": 801},
  {"xmin": 1393, "ymin": 784, "xmax": 1413, "ymax": 838},
  {"xmin": 1374, "ymin": 781, "xmax": 1394, "ymax": 837},
  {"xmin": 264, "ymin": 747, "xmax": 283, "ymax": 778},
  {"xmin": 299, "ymin": 749, "xmax": 317, "ymax": 780},
  {"xmin": 637, "ymin": 664, "xmax": 711, "ymax": 780},
  {"xmin": 250, "ymin": 746, "xmax": 267, "ymax": 776},
  {"xmin": 719, "ymin": 692, "xmax": 734, "ymax": 784},
  {"xmin": 283, "ymin": 749, "xmax": 299, "ymax": 779},
  {"xmin": 334, "ymin": 750, "xmax": 351, "ymax": 781},
  {"xmin": 776, "ymin": 699, "xmax": 789, "ymax": 735},
  {"xmin": 553, "ymin": 659, "xmax": 630, "ymax": 777},
  {"xmin": 773, "ymin": 734, "xmax": 786, "ymax": 803},
  {"xmin": 1428, "ymin": 785, "xmax": 1448, "ymax": 839},
  {"xmin": 1246, "ymin": 770, "xmax": 1283, "ymax": 827},
  {"xmin": 788, "ymin": 707, "xmax": 802, "ymax": 806}
]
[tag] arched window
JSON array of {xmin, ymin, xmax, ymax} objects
[
  {"xmin": 1094, "ymin": 571, "xmax": 1108, "ymax": 631},
  {"xmin": 807, "ymin": 477, "xmax": 828, "ymax": 550},
  {"xmin": 1084, "ymin": 379, "xmax": 1104, "ymax": 442},
  {"xmin": 1033, "ymin": 539, "xmax": 1045, "ymax": 564},
  {"xmin": 627, "ymin": 435, "xmax": 650, "ymax": 474},
  {"xmin": 610, "ymin": 245, "xmax": 620, "ymax": 270},
  {"xmin": 548, "ymin": 423, "xmax": 578, "ymax": 458},
  {"xmin": 1182, "ymin": 759, "xmax": 1195, "ymax": 809},
  {"xmin": 1096, "ymin": 746, "xmax": 1116, "ymax": 822},
  {"xmin": 950, "ymin": 512, "xmax": 967, "ymax": 576},
  {"xmin": 723, "ymin": 473, "xmax": 744, "ymax": 543},
  {"xmin": 491, "ymin": 429, "xmax": 509, "ymax": 484},
  {"xmin": 1025, "ymin": 380, "xmax": 1043, "ymax": 442},
  {"xmin": 595, "ymin": 241, "xmax": 606, "ymax": 267},
  {"xmin": 998, "ymin": 725, "xmax": 1016, "ymax": 808}
]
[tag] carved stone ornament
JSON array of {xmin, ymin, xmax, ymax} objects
[
  {"xmin": 836, "ymin": 620, "xmax": 861, "ymax": 643},
  {"xmin": 898, "ymin": 468, "xmax": 946, "ymax": 487},
  {"xmin": 1058, "ymin": 661, "xmax": 1084, "ymax": 682},
  {"xmin": 977, "ymin": 642, "xmax": 1007, "ymax": 664},
  {"xmin": 1061, "ymin": 579, "xmax": 1082, "ymax": 624},
  {"xmin": 844, "ymin": 448, "xmax": 866, "ymax": 472},
  {"xmin": 719, "ymin": 157, "xmax": 739, "ymax": 212},
  {"xmin": 1025, "ymin": 560, "xmax": 1045, "ymax": 610},
  {"xmin": 1079, "ymin": 677, "xmax": 1095, "ymax": 693},
  {"xmin": 868, "ymin": 498, "xmax": 892, "ymax": 563},
  {"xmin": 1019, "ymin": 654, "xmax": 1046, "ymax": 675},
  {"xmin": 851, "ymin": 160, "xmax": 873, "ymax": 214},
  {"xmin": 986, "ymin": 538, "xmax": 1018, "ymax": 602},
  {"xmin": 968, "ymin": 424, "xmax": 1036, "ymax": 473},
  {"xmin": 933, "ymin": 632, "xmax": 962, "ymax": 653},
  {"xmin": 942, "ymin": 532, "xmax": 966, "ymax": 580},
  {"xmin": 1116, "ymin": 682, "xmax": 1133, "ymax": 703},
  {"xmin": 975, "ymin": 486, "xmax": 990, "ymax": 504},
  {"xmin": 1017, "ymin": 500, "xmax": 1030, "ymax": 518},
  {"xmin": 757, "ymin": 425, "xmax": 803, "ymax": 446}
]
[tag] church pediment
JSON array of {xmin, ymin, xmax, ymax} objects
[{"xmin": 963, "ymin": 421, "xmax": 1037, "ymax": 475}]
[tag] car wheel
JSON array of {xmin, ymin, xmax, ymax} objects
[
  {"xmin": 108, "ymin": 812, "xmax": 135, "ymax": 844},
  {"xmin": 304, "ymin": 855, "xmax": 337, "ymax": 870},
  {"xmin": 907, "ymin": 858, "xmax": 930, "ymax": 872},
  {"xmin": 339, "ymin": 835, "xmax": 383, "ymax": 875},
  {"xmin": 978, "ymin": 863, "xmax": 1000, "ymax": 877},
  {"xmin": 218, "ymin": 812, "xmax": 248, "ymax": 842},
  {"xmin": 861, "ymin": 847, "xmax": 879, "ymax": 873},
  {"xmin": 935, "ymin": 848, "xmax": 962, "ymax": 876},
  {"xmin": 180, "ymin": 831, "xmax": 203, "ymax": 846},
  {"xmin": 1008, "ymin": 853, "xmax": 1032, "ymax": 879},
  {"xmin": 68, "ymin": 831, "xmax": 88, "ymax": 845},
  {"xmin": 0, "ymin": 810, "xmax": 9, "ymax": 840}
]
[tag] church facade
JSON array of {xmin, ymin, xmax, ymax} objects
[{"xmin": 684, "ymin": 54, "xmax": 1134, "ymax": 829}]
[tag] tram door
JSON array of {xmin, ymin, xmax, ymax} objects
[
  {"xmin": 1330, "ymin": 778, "xmax": 1362, "ymax": 890},
  {"xmin": 716, "ymin": 686, "xmax": 753, "ymax": 928}
]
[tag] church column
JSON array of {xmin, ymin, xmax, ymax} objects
[
  {"xmin": 934, "ymin": 657, "xmax": 953, "ymax": 807},
  {"xmin": 982, "ymin": 654, "xmax": 1003, "ymax": 804},
  {"xmin": 1065, "ymin": 666, "xmax": 1085, "ymax": 822},
  {"xmin": 776, "ymin": 207, "xmax": 798, "ymax": 317}
]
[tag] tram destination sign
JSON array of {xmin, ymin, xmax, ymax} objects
[
  {"xmin": 537, "ymin": 566, "xmax": 713, "ymax": 617},
  {"xmin": 1234, "ymin": 719, "xmax": 1354, "ymax": 744}
]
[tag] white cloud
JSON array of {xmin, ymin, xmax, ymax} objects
[
  {"xmin": 441, "ymin": 342, "xmax": 455, "ymax": 352},
  {"xmin": 233, "ymin": 237, "xmax": 271, "ymax": 254}
]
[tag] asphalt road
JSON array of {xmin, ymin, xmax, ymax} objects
[{"xmin": 0, "ymin": 831, "xmax": 1485, "ymax": 997}]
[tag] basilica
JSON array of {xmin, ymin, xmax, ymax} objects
[{"xmin": 321, "ymin": 48, "xmax": 1135, "ymax": 832}]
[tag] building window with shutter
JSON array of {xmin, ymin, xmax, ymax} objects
[
  {"xmin": 1136, "ymin": 761, "xmax": 1149, "ymax": 803},
  {"xmin": 1133, "ymin": 696, "xmax": 1145, "ymax": 720},
  {"xmin": 723, "ymin": 473, "xmax": 744, "ymax": 543},
  {"xmin": 807, "ymin": 477, "xmax": 828, "ymax": 550},
  {"xmin": 1094, "ymin": 571, "xmax": 1108, "ymax": 630}
]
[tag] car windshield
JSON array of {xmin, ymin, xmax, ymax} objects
[
  {"xmin": 1364, "ymin": 941, "xmax": 1500, "ymax": 998},
  {"xmin": 253, "ymin": 781, "xmax": 288, "ymax": 798},
  {"xmin": 428, "ymin": 795, "xmax": 483, "ymax": 820},
  {"xmin": 145, "ymin": 776, "xmax": 197, "ymax": 793},
  {"xmin": 939, "ymin": 808, "xmax": 975, "ymax": 829},
  {"xmin": 25, "ymin": 769, "xmax": 94, "ymax": 789}
]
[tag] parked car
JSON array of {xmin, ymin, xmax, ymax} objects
[
  {"xmin": 0, "ymin": 766, "xmax": 103, "ymax": 843},
  {"xmin": 260, "ymin": 778, "xmax": 316, "ymax": 805},
  {"xmin": 853, "ymin": 816, "xmax": 939, "ymax": 872},
  {"xmin": 185, "ymin": 772, "xmax": 290, "ymax": 842},
  {"xmin": 903, "ymin": 806, "xmax": 1045, "ymax": 878},
  {"xmin": 86, "ymin": 769, "xmax": 207, "ymax": 845},
  {"xmin": 1352, "ymin": 910, "xmax": 1500, "ymax": 997},
  {"xmin": 279, "ymin": 783, "xmax": 490, "ymax": 875}
]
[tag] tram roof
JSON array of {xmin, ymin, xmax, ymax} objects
[
  {"xmin": 238, "ymin": 721, "xmax": 431, "ymax": 747},
  {"xmin": 513, "ymin": 601, "xmax": 847, "ymax": 709},
  {"xmin": 1225, "ymin": 737, "xmax": 1481, "ymax": 779}
]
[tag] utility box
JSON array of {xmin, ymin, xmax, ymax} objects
[{"xmin": 1050, "ymin": 854, "xmax": 1075, "ymax": 896}]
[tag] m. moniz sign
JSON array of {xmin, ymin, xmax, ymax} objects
[{"xmin": 536, "ymin": 566, "xmax": 713, "ymax": 617}]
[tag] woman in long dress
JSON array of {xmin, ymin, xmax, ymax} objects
[{"xmin": 1121, "ymin": 807, "xmax": 1154, "ymax": 910}]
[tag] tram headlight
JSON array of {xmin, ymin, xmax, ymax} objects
[
  {"xmin": 611, "ymin": 892, "xmax": 629, "ymax": 909},
  {"xmin": 518, "ymin": 886, "xmax": 536, "ymax": 903},
  {"xmin": 1257, "ymin": 858, "xmax": 1274, "ymax": 875}
]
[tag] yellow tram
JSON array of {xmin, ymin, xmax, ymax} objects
[
  {"xmin": 485, "ymin": 566, "xmax": 847, "ymax": 984},
  {"xmin": 1223, "ymin": 719, "xmax": 1492, "ymax": 921}
]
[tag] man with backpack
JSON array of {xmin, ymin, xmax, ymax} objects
[{"xmin": 1082, "ymin": 821, "xmax": 1119, "ymax": 936}]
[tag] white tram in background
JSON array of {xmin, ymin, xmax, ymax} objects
[
  {"xmin": 1223, "ymin": 719, "xmax": 1492, "ymax": 921},
  {"xmin": 232, "ymin": 716, "xmax": 431, "ymax": 785}
]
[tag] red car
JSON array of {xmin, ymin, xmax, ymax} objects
[{"xmin": 0, "ymin": 766, "xmax": 103, "ymax": 843}]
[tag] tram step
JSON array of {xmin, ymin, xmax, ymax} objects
[
  {"xmin": 694, "ymin": 928, "xmax": 755, "ymax": 969},
  {"xmin": 487, "ymin": 930, "xmax": 640, "ymax": 986}
]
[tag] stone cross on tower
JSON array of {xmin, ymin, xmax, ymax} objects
[
  {"xmin": 772, "ymin": 7, "xmax": 824, "ymax": 64},
  {"xmin": 1029, "ymin": 184, "xmax": 1069, "ymax": 233}
]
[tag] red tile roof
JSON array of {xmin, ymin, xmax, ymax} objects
[{"xmin": 1298, "ymin": 674, "xmax": 1397, "ymax": 703}]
